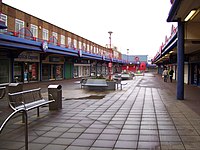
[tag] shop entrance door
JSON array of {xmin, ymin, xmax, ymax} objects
[
  {"xmin": 50, "ymin": 64, "xmax": 63, "ymax": 80},
  {"xmin": 191, "ymin": 64, "xmax": 200, "ymax": 86}
]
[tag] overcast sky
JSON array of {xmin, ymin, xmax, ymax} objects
[{"xmin": 3, "ymin": 0, "xmax": 176, "ymax": 57}]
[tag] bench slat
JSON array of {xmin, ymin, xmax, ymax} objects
[
  {"xmin": 83, "ymin": 79, "xmax": 108, "ymax": 87},
  {"xmin": 15, "ymin": 99, "xmax": 55, "ymax": 111}
]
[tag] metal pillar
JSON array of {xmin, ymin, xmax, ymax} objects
[{"xmin": 177, "ymin": 19, "xmax": 184, "ymax": 100}]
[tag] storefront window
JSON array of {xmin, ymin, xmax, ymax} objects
[
  {"xmin": 0, "ymin": 59, "xmax": 9, "ymax": 83},
  {"xmin": 14, "ymin": 62, "xmax": 23, "ymax": 82},
  {"xmin": 24, "ymin": 62, "xmax": 38, "ymax": 82},
  {"xmin": 192, "ymin": 64, "xmax": 198, "ymax": 85},
  {"xmin": 14, "ymin": 62, "xmax": 38, "ymax": 83},
  {"xmin": 42, "ymin": 64, "xmax": 50, "ymax": 80},
  {"xmin": 83, "ymin": 66, "xmax": 90, "ymax": 76},
  {"xmin": 55, "ymin": 65, "xmax": 63, "ymax": 80},
  {"xmin": 73, "ymin": 66, "xmax": 78, "ymax": 78}
]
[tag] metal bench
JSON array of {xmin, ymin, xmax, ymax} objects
[
  {"xmin": 80, "ymin": 78, "xmax": 87, "ymax": 88},
  {"xmin": 121, "ymin": 74, "xmax": 133, "ymax": 80},
  {"xmin": 83, "ymin": 79, "xmax": 108, "ymax": 90},
  {"xmin": 114, "ymin": 78, "xmax": 127, "ymax": 90},
  {"xmin": 0, "ymin": 87, "xmax": 6, "ymax": 99},
  {"xmin": 8, "ymin": 88, "xmax": 55, "ymax": 122}
]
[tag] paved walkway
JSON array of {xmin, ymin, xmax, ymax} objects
[{"xmin": 0, "ymin": 73, "xmax": 200, "ymax": 150}]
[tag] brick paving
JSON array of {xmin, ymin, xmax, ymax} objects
[{"xmin": 0, "ymin": 73, "xmax": 200, "ymax": 149}]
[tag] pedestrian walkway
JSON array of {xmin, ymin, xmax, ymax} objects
[{"xmin": 0, "ymin": 73, "xmax": 200, "ymax": 150}]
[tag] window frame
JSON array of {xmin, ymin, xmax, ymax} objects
[
  {"xmin": 42, "ymin": 28, "xmax": 49, "ymax": 41},
  {"xmin": 60, "ymin": 35, "xmax": 65, "ymax": 45},
  {"xmin": 52, "ymin": 32, "xmax": 58, "ymax": 39},
  {"xmin": 30, "ymin": 24, "xmax": 38, "ymax": 38},
  {"xmin": 0, "ymin": 13, "xmax": 7, "ymax": 33}
]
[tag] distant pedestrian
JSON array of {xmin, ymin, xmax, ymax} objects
[
  {"xmin": 162, "ymin": 68, "xmax": 168, "ymax": 82},
  {"xmin": 169, "ymin": 68, "xmax": 174, "ymax": 83}
]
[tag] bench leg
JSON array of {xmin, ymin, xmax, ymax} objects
[
  {"xmin": 37, "ymin": 107, "xmax": 39, "ymax": 117},
  {"xmin": 22, "ymin": 113, "xmax": 25, "ymax": 123}
]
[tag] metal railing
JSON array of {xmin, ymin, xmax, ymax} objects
[
  {"xmin": 0, "ymin": 109, "xmax": 28, "ymax": 150},
  {"xmin": 0, "ymin": 86, "xmax": 6, "ymax": 99},
  {"xmin": 0, "ymin": 86, "xmax": 28, "ymax": 150}
]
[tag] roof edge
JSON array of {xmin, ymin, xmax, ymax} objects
[{"xmin": 167, "ymin": 0, "xmax": 181, "ymax": 22}]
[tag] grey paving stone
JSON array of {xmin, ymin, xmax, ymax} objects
[
  {"xmin": 118, "ymin": 134, "xmax": 138, "ymax": 141},
  {"xmin": 42, "ymin": 144, "xmax": 67, "ymax": 150},
  {"xmin": 84, "ymin": 128, "xmax": 104, "ymax": 134},
  {"xmin": 184, "ymin": 141, "xmax": 200, "ymax": 149},
  {"xmin": 65, "ymin": 145, "xmax": 90, "ymax": 150},
  {"xmin": 20, "ymin": 143, "xmax": 46, "ymax": 150},
  {"xmin": 52, "ymin": 138, "xmax": 75, "ymax": 145},
  {"xmin": 42, "ymin": 131, "xmax": 63, "ymax": 138},
  {"xmin": 159, "ymin": 135, "xmax": 181, "ymax": 142},
  {"xmin": 102, "ymin": 128, "xmax": 121, "ymax": 134},
  {"xmin": 161, "ymin": 141, "xmax": 185, "ymax": 149},
  {"xmin": 67, "ymin": 127, "xmax": 86, "ymax": 133},
  {"xmin": 114, "ymin": 140, "xmax": 137, "ymax": 149},
  {"xmin": 92, "ymin": 139, "xmax": 116, "ymax": 148},
  {"xmin": 140, "ymin": 129, "xmax": 159, "ymax": 135},
  {"xmin": 32, "ymin": 136, "xmax": 54, "ymax": 144},
  {"xmin": 137, "ymin": 141, "xmax": 160, "ymax": 149},
  {"xmin": 0, "ymin": 141, "xmax": 25, "ymax": 150},
  {"xmin": 79, "ymin": 133, "xmax": 100, "ymax": 140},
  {"xmin": 90, "ymin": 147, "xmax": 112, "ymax": 150},
  {"xmin": 98, "ymin": 133, "xmax": 119, "ymax": 140},
  {"xmin": 139, "ymin": 135, "xmax": 159, "ymax": 142},
  {"xmin": 71, "ymin": 139, "xmax": 95, "ymax": 147},
  {"xmin": 121, "ymin": 129, "xmax": 140, "ymax": 135},
  {"xmin": 60, "ymin": 132, "xmax": 82, "ymax": 139}
]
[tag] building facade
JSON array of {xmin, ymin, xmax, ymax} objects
[
  {"xmin": 121, "ymin": 54, "xmax": 148, "ymax": 73},
  {"xmin": 0, "ymin": 3, "xmax": 125, "ymax": 84},
  {"xmin": 152, "ymin": 0, "xmax": 200, "ymax": 99}
]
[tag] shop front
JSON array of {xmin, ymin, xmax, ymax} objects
[
  {"xmin": 90, "ymin": 61, "xmax": 97, "ymax": 77},
  {"xmin": 42, "ymin": 55, "xmax": 64, "ymax": 81},
  {"xmin": 96, "ymin": 63, "xmax": 102, "ymax": 76},
  {"xmin": 101, "ymin": 63, "xmax": 108, "ymax": 76},
  {"xmin": 73, "ymin": 59, "xmax": 90, "ymax": 78},
  {"xmin": 190, "ymin": 53, "xmax": 200, "ymax": 86},
  {"xmin": 14, "ymin": 51, "xmax": 39, "ymax": 83},
  {"xmin": 0, "ymin": 52, "xmax": 10, "ymax": 83},
  {"xmin": 191, "ymin": 63, "xmax": 200, "ymax": 86}
]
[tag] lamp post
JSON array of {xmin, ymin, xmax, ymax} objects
[
  {"xmin": 127, "ymin": 49, "xmax": 129, "ymax": 71},
  {"xmin": 108, "ymin": 31, "xmax": 113, "ymax": 80}
]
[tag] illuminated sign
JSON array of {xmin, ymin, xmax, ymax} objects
[{"xmin": 41, "ymin": 41, "xmax": 48, "ymax": 52}]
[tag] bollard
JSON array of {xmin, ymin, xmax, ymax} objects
[{"xmin": 48, "ymin": 85, "xmax": 62, "ymax": 110}]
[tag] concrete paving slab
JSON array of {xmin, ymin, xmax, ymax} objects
[{"xmin": 0, "ymin": 73, "xmax": 200, "ymax": 149}]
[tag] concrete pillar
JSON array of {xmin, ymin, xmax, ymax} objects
[{"xmin": 177, "ymin": 19, "xmax": 184, "ymax": 100}]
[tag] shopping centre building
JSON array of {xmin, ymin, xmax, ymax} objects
[
  {"xmin": 152, "ymin": 0, "xmax": 200, "ymax": 99},
  {"xmin": 0, "ymin": 2, "xmax": 150, "ymax": 84},
  {"xmin": 0, "ymin": 2, "xmax": 126, "ymax": 83}
]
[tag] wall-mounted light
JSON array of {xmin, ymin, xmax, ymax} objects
[{"xmin": 184, "ymin": 9, "xmax": 199, "ymax": 22}]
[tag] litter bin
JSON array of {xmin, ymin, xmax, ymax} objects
[
  {"xmin": 8, "ymin": 83, "xmax": 23, "ymax": 93},
  {"xmin": 48, "ymin": 84, "xmax": 62, "ymax": 110}
]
